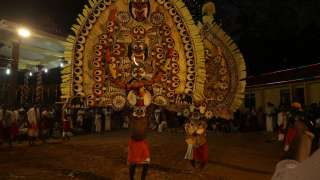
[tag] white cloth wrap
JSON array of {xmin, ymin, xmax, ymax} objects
[{"xmin": 184, "ymin": 144, "xmax": 193, "ymax": 160}]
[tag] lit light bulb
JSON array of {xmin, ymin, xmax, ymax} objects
[
  {"xmin": 60, "ymin": 62, "xmax": 64, "ymax": 68},
  {"xmin": 17, "ymin": 28, "xmax": 31, "ymax": 38},
  {"xmin": 29, "ymin": 72, "xmax": 33, "ymax": 77},
  {"xmin": 5, "ymin": 68, "xmax": 11, "ymax": 75},
  {"xmin": 44, "ymin": 68, "xmax": 48, "ymax": 73}
]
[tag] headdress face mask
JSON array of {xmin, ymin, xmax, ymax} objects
[{"xmin": 129, "ymin": 0, "xmax": 150, "ymax": 22}]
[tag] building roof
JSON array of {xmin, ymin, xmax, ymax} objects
[
  {"xmin": 0, "ymin": 19, "xmax": 65, "ymax": 71},
  {"xmin": 247, "ymin": 63, "xmax": 320, "ymax": 88}
]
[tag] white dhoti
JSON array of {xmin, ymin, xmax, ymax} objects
[
  {"xmin": 266, "ymin": 116, "xmax": 273, "ymax": 132},
  {"xmin": 184, "ymin": 144, "xmax": 194, "ymax": 160},
  {"xmin": 95, "ymin": 118, "xmax": 101, "ymax": 133},
  {"xmin": 105, "ymin": 117, "xmax": 111, "ymax": 131}
]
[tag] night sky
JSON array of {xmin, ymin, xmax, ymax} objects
[{"xmin": 1, "ymin": 0, "xmax": 320, "ymax": 75}]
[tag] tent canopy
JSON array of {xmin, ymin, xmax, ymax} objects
[{"xmin": 0, "ymin": 19, "xmax": 65, "ymax": 71}]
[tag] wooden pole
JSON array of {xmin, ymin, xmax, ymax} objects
[{"xmin": 9, "ymin": 41, "xmax": 20, "ymax": 106}]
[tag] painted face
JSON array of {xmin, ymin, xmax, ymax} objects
[
  {"xmin": 132, "ymin": 26, "xmax": 145, "ymax": 40},
  {"xmin": 131, "ymin": 41, "xmax": 145, "ymax": 53},
  {"xmin": 132, "ymin": 67, "xmax": 146, "ymax": 79},
  {"xmin": 130, "ymin": 0, "xmax": 150, "ymax": 22}
]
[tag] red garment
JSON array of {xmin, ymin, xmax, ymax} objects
[
  {"xmin": 10, "ymin": 123, "xmax": 18, "ymax": 138},
  {"xmin": 285, "ymin": 127, "xmax": 297, "ymax": 145},
  {"xmin": 193, "ymin": 143, "xmax": 209, "ymax": 163},
  {"xmin": 127, "ymin": 139, "xmax": 150, "ymax": 164},
  {"xmin": 136, "ymin": 99, "xmax": 144, "ymax": 106},
  {"xmin": 29, "ymin": 122, "xmax": 38, "ymax": 130},
  {"xmin": 63, "ymin": 119, "xmax": 71, "ymax": 131},
  {"xmin": 278, "ymin": 124, "xmax": 285, "ymax": 134},
  {"xmin": 136, "ymin": 91, "xmax": 145, "ymax": 106}
]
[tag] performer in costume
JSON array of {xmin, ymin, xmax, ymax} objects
[
  {"xmin": 193, "ymin": 120, "xmax": 208, "ymax": 169},
  {"xmin": 185, "ymin": 118, "xmax": 208, "ymax": 169},
  {"xmin": 60, "ymin": 0, "xmax": 247, "ymax": 177},
  {"xmin": 127, "ymin": 128, "xmax": 150, "ymax": 180},
  {"xmin": 184, "ymin": 120, "xmax": 196, "ymax": 161}
]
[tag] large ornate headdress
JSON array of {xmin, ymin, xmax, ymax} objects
[{"xmin": 61, "ymin": 0, "xmax": 246, "ymax": 120}]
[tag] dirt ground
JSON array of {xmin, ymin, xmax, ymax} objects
[{"xmin": 0, "ymin": 131, "xmax": 283, "ymax": 180}]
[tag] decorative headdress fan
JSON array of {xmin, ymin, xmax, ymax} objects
[{"xmin": 60, "ymin": 0, "xmax": 246, "ymax": 120}]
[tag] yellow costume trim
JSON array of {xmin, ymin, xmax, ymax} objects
[
  {"xmin": 172, "ymin": 0, "xmax": 206, "ymax": 102},
  {"xmin": 61, "ymin": 0, "xmax": 105, "ymax": 99},
  {"xmin": 206, "ymin": 22, "xmax": 246, "ymax": 113}
]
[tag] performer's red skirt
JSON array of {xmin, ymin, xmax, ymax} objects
[
  {"xmin": 193, "ymin": 142, "xmax": 209, "ymax": 163},
  {"xmin": 127, "ymin": 139, "xmax": 150, "ymax": 164}
]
